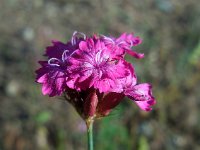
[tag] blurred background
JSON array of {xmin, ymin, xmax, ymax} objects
[{"xmin": 0, "ymin": 0, "xmax": 200, "ymax": 149}]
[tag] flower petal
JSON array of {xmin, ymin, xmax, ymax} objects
[
  {"xmin": 125, "ymin": 83, "xmax": 156, "ymax": 111},
  {"xmin": 45, "ymin": 41, "xmax": 69, "ymax": 59}
]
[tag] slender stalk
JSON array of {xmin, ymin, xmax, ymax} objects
[{"xmin": 86, "ymin": 119, "xmax": 94, "ymax": 150}]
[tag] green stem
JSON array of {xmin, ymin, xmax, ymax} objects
[{"xmin": 87, "ymin": 119, "xmax": 94, "ymax": 150}]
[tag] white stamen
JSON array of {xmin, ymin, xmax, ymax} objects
[
  {"xmin": 62, "ymin": 50, "xmax": 69, "ymax": 62},
  {"xmin": 101, "ymin": 35, "xmax": 115, "ymax": 44},
  {"xmin": 78, "ymin": 32, "xmax": 86, "ymax": 40},
  {"xmin": 129, "ymin": 39, "xmax": 133, "ymax": 47},
  {"xmin": 48, "ymin": 58, "xmax": 61, "ymax": 67},
  {"xmin": 117, "ymin": 41, "xmax": 126, "ymax": 46},
  {"xmin": 71, "ymin": 31, "xmax": 86, "ymax": 46},
  {"xmin": 69, "ymin": 49, "xmax": 77, "ymax": 58},
  {"xmin": 71, "ymin": 31, "xmax": 78, "ymax": 45},
  {"xmin": 95, "ymin": 50, "xmax": 102, "ymax": 63},
  {"xmin": 99, "ymin": 70, "xmax": 103, "ymax": 78}
]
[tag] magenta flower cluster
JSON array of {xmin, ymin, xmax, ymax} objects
[{"xmin": 36, "ymin": 31, "xmax": 156, "ymax": 112}]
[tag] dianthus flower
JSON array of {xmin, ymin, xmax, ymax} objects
[
  {"xmin": 36, "ymin": 31, "xmax": 156, "ymax": 118},
  {"xmin": 36, "ymin": 31, "xmax": 156, "ymax": 150},
  {"xmin": 36, "ymin": 31, "xmax": 85, "ymax": 96},
  {"xmin": 68, "ymin": 37, "xmax": 129, "ymax": 93}
]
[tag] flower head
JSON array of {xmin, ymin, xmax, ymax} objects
[
  {"xmin": 68, "ymin": 37, "xmax": 129, "ymax": 93},
  {"xmin": 36, "ymin": 31, "xmax": 156, "ymax": 119}
]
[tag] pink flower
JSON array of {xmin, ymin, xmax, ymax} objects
[
  {"xmin": 112, "ymin": 61, "xmax": 156, "ymax": 111},
  {"xmin": 36, "ymin": 42, "xmax": 72, "ymax": 96},
  {"xmin": 36, "ymin": 31, "xmax": 86, "ymax": 96},
  {"xmin": 101, "ymin": 33, "xmax": 144, "ymax": 59},
  {"xmin": 35, "ymin": 31, "xmax": 156, "ymax": 114},
  {"xmin": 68, "ymin": 37, "xmax": 129, "ymax": 93}
]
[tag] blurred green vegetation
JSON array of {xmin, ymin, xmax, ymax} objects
[{"xmin": 0, "ymin": 0, "xmax": 200, "ymax": 150}]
